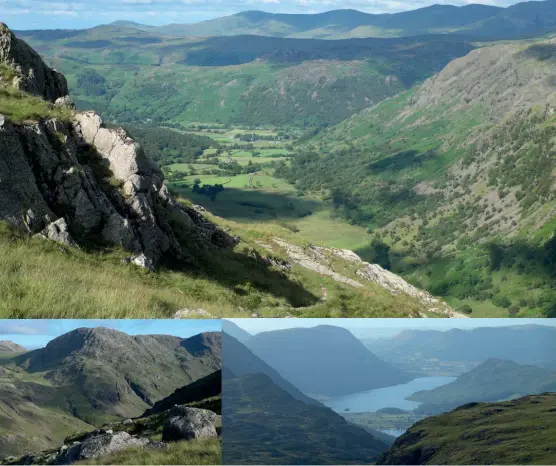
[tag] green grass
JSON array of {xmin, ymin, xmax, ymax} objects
[
  {"xmin": 379, "ymin": 393, "xmax": 556, "ymax": 465},
  {"xmin": 0, "ymin": 88, "xmax": 73, "ymax": 123},
  {"xmin": 76, "ymin": 439, "xmax": 221, "ymax": 465},
  {"xmin": 0, "ymin": 221, "xmax": 315, "ymax": 318}
]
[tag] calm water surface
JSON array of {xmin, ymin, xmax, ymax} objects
[{"xmin": 323, "ymin": 376, "xmax": 456, "ymax": 412}]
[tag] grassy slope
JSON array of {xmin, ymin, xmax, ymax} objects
[
  {"xmin": 76, "ymin": 438, "xmax": 221, "ymax": 465},
  {"xmin": 0, "ymin": 206, "xmax": 431, "ymax": 318},
  {"xmin": 289, "ymin": 38, "xmax": 556, "ymax": 317},
  {"xmin": 378, "ymin": 393, "xmax": 556, "ymax": 465},
  {"xmin": 223, "ymin": 373, "xmax": 389, "ymax": 465}
]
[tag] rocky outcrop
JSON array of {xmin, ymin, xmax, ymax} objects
[
  {"xmin": 0, "ymin": 110, "xmax": 239, "ymax": 266},
  {"xmin": 0, "ymin": 24, "xmax": 238, "ymax": 267},
  {"xmin": 162, "ymin": 406, "xmax": 220, "ymax": 442},
  {"xmin": 267, "ymin": 238, "xmax": 466, "ymax": 318},
  {"xmin": 0, "ymin": 23, "xmax": 68, "ymax": 102},
  {"xmin": 56, "ymin": 431, "xmax": 149, "ymax": 465}
]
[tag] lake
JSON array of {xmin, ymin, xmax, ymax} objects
[{"xmin": 323, "ymin": 376, "xmax": 456, "ymax": 413}]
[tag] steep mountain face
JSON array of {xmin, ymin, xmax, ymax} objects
[
  {"xmin": 245, "ymin": 325, "xmax": 412, "ymax": 397},
  {"xmin": 14, "ymin": 328, "xmax": 221, "ymax": 416},
  {"xmin": 0, "ymin": 24, "xmax": 237, "ymax": 268},
  {"xmin": 145, "ymin": 370, "xmax": 222, "ymax": 415},
  {"xmin": 369, "ymin": 325, "xmax": 556, "ymax": 368},
  {"xmin": 0, "ymin": 341, "xmax": 26, "ymax": 353},
  {"xmin": 0, "ymin": 328, "xmax": 221, "ymax": 457},
  {"xmin": 377, "ymin": 393, "xmax": 556, "ymax": 465},
  {"xmin": 108, "ymin": 2, "xmax": 555, "ymax": 40},
  {"xmin": 408, "ymin": 359, "xmax": 556, "ymax": 411},
  {"xmin": 15, "ymin": 27, "xmax": 474, "ymax": 127},
  {"xmin": 288, "ymin": 37, "xmax": 556, "ymax": 316},
  {"xmin": 221, "ymin": 332, "xmax": 320, "ymax": 406},
  {"xmin": 222, "ymin": 372, "xmax": 390, "ymax": 464},
  {"xmin": 221, "ymin": 320, "xmax": 252, "ymax": 343}
]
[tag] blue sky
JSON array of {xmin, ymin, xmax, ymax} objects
[
  {"xmin": 0, "ymin": 319, "xmax": 221, "ymax": 349},
  {"xmin": 227, "ymin": 318, "xmax": 556, "ymax": 339},
  {"xmin": 1, "ymin": 0, "xmax": 537, "ymax": 30}
]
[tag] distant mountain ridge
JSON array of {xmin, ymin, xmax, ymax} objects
[
  {"xmin": 0, "ymin": 327, "xmax": 221, "ymax": 457},
  {"xmin": 369, "ymin": 325, "xmax": 556, "ymax": 368},
  {"xmin": 0, "ymin": 341, "xmax": 26, "ymax": 353},
  {"xmin": 245, "ymin": 325, "xmax": 413, "ymax": 397},
  {"xmin": 408, "ymin": 358, "xmax": 556, "ymax": 411},
  {"xmin": 222, "ymin": 332, "xmax": 321, "ymax": 406},
  {"xmin": 105, "ymin": 1, "xmax": 556, "ymax": 40}
]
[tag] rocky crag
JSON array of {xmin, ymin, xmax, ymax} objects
[{"xmin": 0, "ymin": 23, "xmax": 237, "ymax": 269}]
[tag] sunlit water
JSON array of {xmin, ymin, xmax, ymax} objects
[{"xmin": 323, "ymin": 376, "xmax": 456, "ymax": 436}]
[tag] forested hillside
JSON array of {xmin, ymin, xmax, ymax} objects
[
  {"xmin": 281, "ymin": 38, "xmax": 556, "ymax": 316},
  {"xmin": 15, "ymin": 27, "xmax": 473, "ymax": 127}
]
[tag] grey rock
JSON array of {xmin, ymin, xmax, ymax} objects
[
  {"xmin": 145, "ymin": 441, "xmax": 168, "ymax": 450},
  {"xmin": 162, "ymin": 407, "xmax": 220, "ymax": 442},
  {"xmin": 0, "ymin": 23, "xmax": 239, "ymax": 267},
  {"xmin": 56, "ymin": 431, "xmax": 149, "ymax": 464},
  {"xmin": 54, "ymin": 95, "xmax": 75, "ymax": 109},
  {"xmin": 34, "ymin": 218, "xmax": 78, "ymax": 248},
  {"xmin": 123, "ymin": 419, "xmax": 134, "ymax": 425},
  {"xmin": 0, "ymin": 23, "xmax": 68, "ymax": 101},
  {"xmin": 174, "ymin": 309, "xmax": 214, "ymax": 319},
  {"xmin": 131, "ymin": 253, "xmax": 154, "ymax": 271}
]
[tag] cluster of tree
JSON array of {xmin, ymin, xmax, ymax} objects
[
  {"xmin": 192, "ymin": 180, "xmax": 225, "ymax": 201},
  {"xmin": 76, "ymin": 69, "xmax": 108, "ymax": 97},
  {"xmin": 123, "ymin": 125, "xmax": 220, "ymax": 166},
  {"xmin": 233, "ymin": 133, "xmax": 292, "ymax": 142}
]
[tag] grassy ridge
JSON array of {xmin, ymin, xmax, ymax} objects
[{"xmin": 377, "ymin": 393, "xmax": 556, "ymax": 465}]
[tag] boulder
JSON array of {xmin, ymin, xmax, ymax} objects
[
  {"xmin": 162, "ymin": 407, "xmax": 220, "ymax": 442},
  {"xmin": 56, "ymin": 431, "xmax": 149, "ymax": 464}
]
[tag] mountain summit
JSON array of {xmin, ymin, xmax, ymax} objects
[{"xmin": 246, "ymin": 325, "xmax": 413, "ymax": 396}]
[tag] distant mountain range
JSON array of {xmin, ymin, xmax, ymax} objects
[
  {"xmin": 222, "ymin": 320, "xmax": 253, "ymax": 343},
  {"xmin": 244, "ymin": 325, "xmax": 412, "ymax": 397},
  {"xmin": 0, "ymin": 327, "xmax": 221, "ymax": 457},
  {"xmin": 408, "ymin": 359, "xmax": 556, "ymax": 412},
  {"xmin": 109, "ymin": 1, "xmax": 556, "ymax": 40},
  {"xmin": 369, "ymin": 325, "xmax": 556, "ymax": 368}
]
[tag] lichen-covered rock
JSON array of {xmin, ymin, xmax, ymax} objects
[
  {"xmin": 56, "ymin": 432, "xmax": 149, "ymax": 464},
  {"xmin": 0, "ymin": 23, "xmax": 68, "ymax": 102},
  {"xmin": 162, "ymin": 406, "xmax": 220, "ymax": 442},
  {"xmin": 34, "ymin": 218, "xmax": 77, "ymax": 247}
]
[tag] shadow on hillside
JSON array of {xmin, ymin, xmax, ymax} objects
[
  {"xmin": 170, "ymin": 184, "xmax": 321, "ymax": 223},
  {"xmin": 163, "ymin": 241, "xmax": 319, "ymax": 309},
  {"xmin": 369, "ymin": 149, "xmax": 437, "ymax": 172},
  {"xmin": 521, "ymin": 43, "xmax": 556, "ymax": 62}
]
